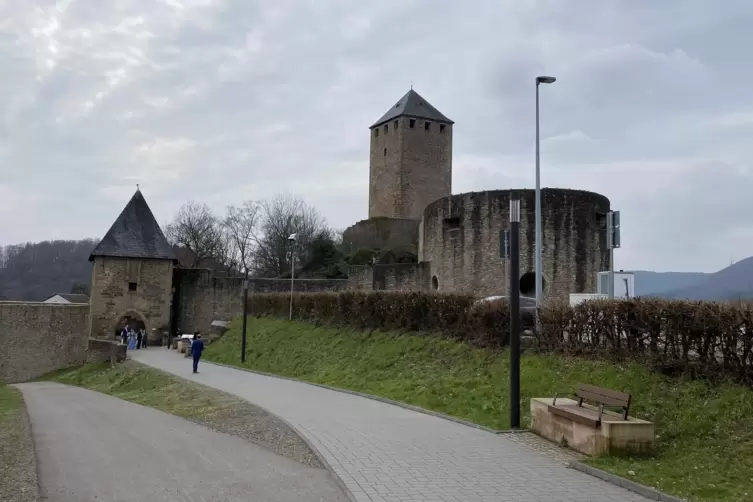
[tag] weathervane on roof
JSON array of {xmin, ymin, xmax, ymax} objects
[
  {"xmin": 136, "ymin": 183, "xmax": 140, "ymax": 191},
  {"xmin": 410, "ymin": 80, "xmax": 413, "ymax": 90}
]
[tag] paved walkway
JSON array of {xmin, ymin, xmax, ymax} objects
[
  {"xmin": 16, "ymin": 382, "xmax": 348, "ymax": 502},
  {"xmin": 134, "ymin": 350, "xmax": 649, "ymax": 502}
]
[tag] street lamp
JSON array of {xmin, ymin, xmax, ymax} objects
[
  {"xmin": 535, "ymin": 75, "xmax": 556, "ymax": 317},
  {"xmin": 288, "ymin": 233, "xmax": 297, "ymax": 320}
]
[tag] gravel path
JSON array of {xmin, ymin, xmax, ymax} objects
[
  {"xmin": 0, "ymin": 386, "xmax": 40, "ymax": 502},
  {"xmin": 16, "ymin": 381, "xmax": 349, "ymax": 502},
  {"xmin": 134, "ymin": 349, "xmax": 650, "ymax": 502}
]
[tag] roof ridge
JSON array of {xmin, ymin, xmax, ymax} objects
[{"xmin": 370, "ymin": 89, "xmax": 453, "ymax": 128}]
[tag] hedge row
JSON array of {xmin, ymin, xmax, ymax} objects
[
  {"xmin": 248, "ymin": 291, "xmax": 753, "ymax": 386},
  {"xmin": 248, "ymin": 291, "xmax": 513, "ymax": 348},
  {"xmin": 539, "ymin": 298, "xmax": 753, "ymax": 385}
]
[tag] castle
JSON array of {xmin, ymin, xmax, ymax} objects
[
  {"xmin": 84, "ymin": 89, "xmax": 611, "ymax": 342},
  {"xmin": 0, "ymin": 88, "xmax": 611, "ymax": 383},
  {"xmin": 344, "ymin": 89, "xmax": 611, "ymax": 299}
]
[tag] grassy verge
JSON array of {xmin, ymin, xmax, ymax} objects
[
  {"xmin": 204, "ymin": 316, "xmax": 753, "ymax": 502},
  {"xmin": 0, "ymin": 384, "xmax": 39, "ymax": 502},
  {"xmin": 40, "ymin": 361, "xmax": 322, "ymax": 467}
]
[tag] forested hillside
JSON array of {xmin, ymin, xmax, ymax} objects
[{"xmin": 0, "ymin": 239, "xmax": 97, "ymax": 301}]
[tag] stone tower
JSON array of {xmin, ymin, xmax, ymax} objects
[
  {"xmin": 88, "ymin": 189, "xmax": 176, "ymax": 343},
  {"xmin": 369, "ymin": 89, "xmax": 453, "ymax": 220}
]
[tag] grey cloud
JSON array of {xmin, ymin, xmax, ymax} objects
[{"xmin": 1, "ymin": 0, "xmax": 752, "ymax": 273}]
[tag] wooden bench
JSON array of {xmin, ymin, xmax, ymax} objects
[{"xmin": 549, "ymin": 384, "xmax": 631, "ymax": 429}]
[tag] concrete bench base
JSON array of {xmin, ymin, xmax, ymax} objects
[{"xmin": 531, "ymin": 397, "xmax": 655, "ymax": 457}]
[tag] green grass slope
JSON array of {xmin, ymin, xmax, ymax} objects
[{"xmin": 204, "ymin": 317, "xmax": 753, "ymax": 502}]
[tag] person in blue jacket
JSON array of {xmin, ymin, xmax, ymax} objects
[{"xmin": 191, "ymin": 332, "xmax": 205, "ymax": 374}]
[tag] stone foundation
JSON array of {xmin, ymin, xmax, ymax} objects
[{"xmin": 530, "ymin": 397, "xmax": 654, "ymax": 456}]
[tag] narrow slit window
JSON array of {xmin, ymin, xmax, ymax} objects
[
  {"xmin": 393, "ymin": 120, "xmax": 398, "ymax": 131},
  {"xmin": 128, "ymin": 282, "xmax": 137, "ymax": 292},
  {"xmin": 374, "ymin": 128, "xmax": 379, "ymax": 138},
  {"xmin": 384, "ymin": 124, "xmax": 388, "ymax": 134},
  {"xmin": 440, "ymin": 124, "xmax": 446, "ymax": 133},
  {"xmin": 425, "ymin": 121, "xmax": 431, "ymax": 131},
  {"xmin": 383, "ymin": 147, "xmax": 387, "ymax": 156},
  {"xmin": 409, "ymin": 118, "xmax": 416, "ymax": 128}
]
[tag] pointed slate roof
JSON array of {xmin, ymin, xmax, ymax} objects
[
  {"xmin": 371, "ymin": 89, "xmax": 454, "ymax": 128},
  {"xmin": 89, "ymin": 189, "xmax": 176, "ymax": 262}
]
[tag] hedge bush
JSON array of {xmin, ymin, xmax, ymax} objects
[
  {"xmin": 249, "ymin": 291, "xmax": 511, "ymax": 348},
  {"xmin": 248, "ymin": 292, "xmax": 753, "ymax": 386},
  {"xmin": 538, "ymin": 298, "xmax": 753, "ymax": 385}
]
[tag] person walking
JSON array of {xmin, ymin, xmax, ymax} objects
[
  {"xmin": 120, "ymin": 326, "xmax": 128, "ymax": 345},
  {"xmin": 191, "ymin": 332, "xmax": 204, "ymax": 374},
  {"xmin": 141, "ymin": 328, "xmax": 148, "ymax": 348},
  {"xmin": 136, "ymin": 329, "xmax": 143, "ymax": 349}
]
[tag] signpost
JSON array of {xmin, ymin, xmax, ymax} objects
[{"xmin": 241, "ymin": 276, "xmax": 249, "ymax": 362}]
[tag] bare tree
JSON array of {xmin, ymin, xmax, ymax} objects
[
  {"xmin": 252, "ymin": 193, "xmax": 328, "ymax": 277},
  {"xmin": 165, "ymin": 201, "xmax": 223, "ymax": 268},
  {"xmin": 222, "ymin": 201, "xmax": 260, "ymax": 277}
]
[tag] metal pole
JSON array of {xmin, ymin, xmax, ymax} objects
[
  {"xmin": 535, "ymin": 83, "xmax": 542, "ymax": 302},
  {"xmin": 509, "ymin": 196, "xmax": 521, "ymax": 429},
  {"xmin": 241, "ymin": 273, "xmax": 248, "ymax": 362},
  {"xmin": 289, "ymin": 252, "xmax": 295, "ymax": 320},
  {"xmin": 609, "ymin": 248, "xmax": 615, "ymax": 300}
]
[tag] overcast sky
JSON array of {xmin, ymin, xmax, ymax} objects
[{"xmin": 1, "ymin": 0, "xmax": 752, "ymax": 273}]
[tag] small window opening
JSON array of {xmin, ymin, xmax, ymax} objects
[
  {"xmin": 424, "ymin": 121, "xmax": 431, "ymax": 131},
  {"xmin": 374, "ymin": 128, "xmax": 379, "ymax": 138},
  {"xmin": 393, "ymin": 120, "xmax": 398, "ymax": 131},
  {"xmin": 409, "ymin": 118, "xmax": 416, "ymax": 128},
  {"xmin": 128, "ymin": 282, "xmax": 137, "ymax": 292},
  {"xmin": 383, "ymin": 147, "xmax": 387, "ymax": 156},
  {"xmin": 432, "ymin": 275, "xmax": 439, "ymax": 290},
  {"xmin": 440, "ymin": 124, "xmax": 446, "ymax": 133},
  {"xmin": 443, "ymin": 216, "xmax": 461, "ymax": 230},
  {"xmin": 384, "ymin": 124, "xmax": 388, "ymax": 134}
]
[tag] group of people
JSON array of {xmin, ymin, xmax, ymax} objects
[{"xmin": 120, "ymin": 326, "xmax": 148, "ymax": 350}]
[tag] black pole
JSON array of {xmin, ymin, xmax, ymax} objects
[
  {"xmin": 509, "ymin": 196, "xmax": 521, "ymax": 429},
  {"xmin": 241, "ymin": 273, "xmax": 249, "ymax": 363}
]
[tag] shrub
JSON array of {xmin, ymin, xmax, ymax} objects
[
  {"xmin": 249, "ymin": 291, "xmax": 511, "ymax": 348},
  {"xmin": 249, "ymin": 292, "xmax": 753, "ymax": 387},
  {"xmin": 538, "ymin": 298, "xmax": 753, "ymax": 386}
]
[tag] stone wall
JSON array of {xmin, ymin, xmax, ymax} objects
[
  {"xmin": 420, "ymin": 189, "xmax": 610, "ymax": 301},
  {"xmin": 369, "ymin": 115, "xmax": 452, "ymax": 220},
  {"xmin": 174, "ymin": 269, "xmax": 347, "ymax": 335},
  {"xmin": 0, "ymin": 302, "xmax": 89, "ymax": 383},
  {"xmin": 347, "ymin": 262, "xmax": 430, "ymax": 291},
  {"xmin": 89, "ymin": 257, "xmax": 174, "ymax": 343},
  {"xmin": 86, "ymin": 339, "xmax": 127, "ymax": 364},
  {"xmin": 342, "ymin": 217, "xmax": 420, "ymax": 255}
]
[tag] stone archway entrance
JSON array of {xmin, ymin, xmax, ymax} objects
[{"xmin": 113, "ymin": 311, "xmax": 148, "ymax": 343}]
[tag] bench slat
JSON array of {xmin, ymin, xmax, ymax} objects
[
  {"xmin": 548, "ymin": 405, "xmax": 600, "ymax": 428},
  {"xmin": 577, "ymin": 384, "xmax": 630, "ymax": 408}
]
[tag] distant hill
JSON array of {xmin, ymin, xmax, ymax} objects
[
  {"xmin": 632, "ymin": 271, "xmax": 708, "ymax": 297},
  {"xmin": 0, "ymin": 239, "xmax": 97, "ymax": 302},
  {"xmin": 661, "ymin": 257, "xmax": 753, "ymax": 300}
]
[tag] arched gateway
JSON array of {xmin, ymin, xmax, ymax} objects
[{"xmin": 88, "ymin": 189, "xmax": 177, "ymax": 345}]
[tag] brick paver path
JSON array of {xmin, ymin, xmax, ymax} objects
[{"xmin": 134, "ymin": 350, "xmax": 649, "ymax": 502}]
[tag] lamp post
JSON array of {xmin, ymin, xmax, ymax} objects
[
  {"xmin": 241, "ymin": 270, "xmax": 249, "ymax": 363},
  {"xmin": 288, "ymin": 233, "xmax": 297, "ymax": 320},
  {"xmin": 535, "ymin": 75, "xmax": 556, "ymax": 317}
]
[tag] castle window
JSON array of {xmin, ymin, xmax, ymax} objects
[
  {"xmin": 128, "ymin": 282, "xmax": 137, "ymax": 292},
  {"xmin": 440, "ymin": 124, "xmax": 446, "ymax": 133},
  {"xmin": 409, "ymin": 118, "xmax": 416, "ymax": 128},
  {"xmin": 393, "ymin": 120, "xmax": 398, "ymax": 131},
  {"xmin": 384, "ymin": 124, "xmax": 388, "ymax": 134},
  {"xmin": 383, "ymin": 147, "xmax": 387, "ymax": 156},
  {"xmin": 424, "ymin": 121, "xmax": 432, "ymax": 131},
  {"xmin": 374, "ymin": 128, "xmax": 379, "ymax": 138}
]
